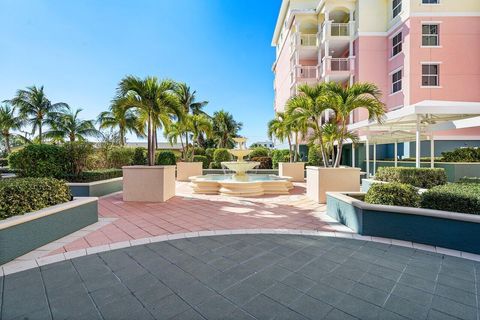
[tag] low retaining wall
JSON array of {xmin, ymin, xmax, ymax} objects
[
  {"xmin": 327, "ymin": 192, "xmax": 480, "ymax": 254},
  {"xmin": 68, "ymin": 177, "xmax": 123, "ymax": 197},
  {"xmin": 203, "ymin": 169, "xmax": 280, "ymax": 175},
  {"xmin": 0, "ymin": 197, "xmax": 98, "ymax": 264},
  {"xmin": 367, "ymin": 161, "xmax": 480, "ymax": 182}
]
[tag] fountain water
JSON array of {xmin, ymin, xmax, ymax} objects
[{"xmin": 189, "ymin": 138, "xmax": 293, "ymax": 197}]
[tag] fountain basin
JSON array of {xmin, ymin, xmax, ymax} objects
[
  {"xmin": 189, "ymin": 174, "xmax": 294, "ymax": 197},
  {"xmin": 221, "ymin": 161, "xmax": 260, "ymax": 176}
]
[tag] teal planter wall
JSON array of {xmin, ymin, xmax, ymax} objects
[
  {"xmin": 69, "ymin": 178, "xmax": 123, "ymax": 197},
  {"xmin": 0, "ymin": 199, "xmax": 98, "ymax": 264},
  {"xmin": 327, "ymin": 193, "xmax": 480, "ymax": 254}
]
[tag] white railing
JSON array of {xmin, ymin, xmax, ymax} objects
[
  {"xmin": 300, "ymin": 34, "xmax": 317, "ymax": 46},
  {"xmin": 330, "ymin": 23, "xmax": 350, "ymax": 36},
  {"xmin": 330, "ymin": 58, "xmax": 350, "ymax": 71},
  {"xmin": 296, "ymin": 65, "xmax": 318, "ymax": 79}
]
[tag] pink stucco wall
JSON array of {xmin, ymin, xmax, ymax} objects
[{"xmin": 273, "ymin": 31, "xmax": 293, "ymax": 113}]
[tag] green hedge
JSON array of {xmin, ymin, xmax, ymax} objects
[
  {"xmin": 132, "ymin": 147, "xmax": 147, "ymax": 165},
  {"xmin": 0, "ymin": 158, "xmax": 8, "ymax": 167},
  {"xmin": 307, "ymin": 145, "xmax": 323, "ymax": 167},
  {"xmin": 459, "ymin": 177, "xmax": 480, "ymax": 184},
  {"xmin": 441, "ymin": 147, "xmax": 480, "ymax": 162},
  {"xmin": 251, "ymin": 157, "xmax": 273, "ymax": 169},
  {"xmin": 8, "ymin": 144, "xmax": 67, "ymax": 178},
  {"xmin": 365, "ymin": 183, "xmax": 421, "ymax": 207},
  {"xmin": 249, "ymin": 147, "xmax": 269, "ymax": 159},
  {"xmin": 272, "ymin": 149, "xmax": 290, "ymax": 169},
  {"xmin": 63, "ymin": 169, "xmax": 123, "ymax": 183},
  {"xmin": 213, "ymin": 148, "xmax": 231, "ymax": 163},
  {"xmin": 156, "ymin": 150, "xmax": 177, "ymax": 165},
  {"xmin": 193, "ymin": 155, "xmax": 209, "ymax": 169},
  {"xmin": 420, "ymin": 183, "xmax": 480, "ymax": 214},
  {"xmin": 375, "ymin": 167, "xmax": 447, "ymax": 189},
  {"xmin": 107, "ymin": 147, "xmax": 135, "ymax": 168},
  {"xmin": 0, "ymin": 178, "xmax": 72, "ymax": 220}
]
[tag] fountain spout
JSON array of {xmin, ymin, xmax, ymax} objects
[{"xmin": 222, "ymin": 137, "xmax": 260, "ymax": 177}]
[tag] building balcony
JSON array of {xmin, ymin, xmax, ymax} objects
[
  {"xmin": 321, "ymin": 57, "xmax": 354, "ymax": 81},
  {"xmin": 291, "ymin": 33, "xmax": 319, "ymax": 52},
  {"xmin": 321, "ymin": 21, "xmax": 355, "ymax": 41}
]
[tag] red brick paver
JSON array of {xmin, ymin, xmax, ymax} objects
[{"xmin": 49, "ymin": 182, "xmax": 335, "ymax": 255}]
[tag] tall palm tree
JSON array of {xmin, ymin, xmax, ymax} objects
[
  {"xmin": 323, "ymin": 82, "xmax": 385, "ymax": 167},
  {"xmin": 116, "ymin": 76, "xmax": 181, "ymax": 165},
  {"xmin": 286, "ymin": 83, "xmax": 330, "ymax": 166},
  {"xmin": 6, "ymin": 86, "xmax": 69, "ymax": 143},
  {"xmin": 211, "ymin": 110, "xmax": 242, "ymax": 148},
  {"xmin": 268, "ymin": 112, "xmax": 294, "ymax": 162},
  {"xmin": 45, "ymin": 108, "xmax": 101, "ymax": 142},
  {"xmin": 164, "ymin": 121, "xmax": 186, "ymax": 156},
  {"xmin": 0, "ymin": 104, "xmax": 24, "ymax": 153},
  {"xmin": 98, "ymin": 97, "xmax": 144, "ymax": 146},
  {"xmin": 188, "ymin": 114, "xmax": 212, "ymax": 159},
  {"xmin": 174, "ymin": 83, "xmax": 209, "ymax": 155}
]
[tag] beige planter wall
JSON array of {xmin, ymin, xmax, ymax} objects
[
  {"xmin": 176, "ymin": 162, "xmax": 203, "ymax": 181},
  {"xmin": 123, "ymin": 166, "xmax": 176, "ymax": 202},
  {"xmin": 306, "ymin": 167, "xmax": 360, "ymax": 203},
  {"xmin": 278, "ymin": 162, "xmax": 305, "ymax": 182}
]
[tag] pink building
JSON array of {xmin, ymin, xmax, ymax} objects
[{"xmin": 272, "ymin": 0, "xmax": 480, "ymax": 173}]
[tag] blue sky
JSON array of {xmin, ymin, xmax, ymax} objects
[{"xmin": 0, "ymin": 0, "xmax": 281, "ymax": 144}]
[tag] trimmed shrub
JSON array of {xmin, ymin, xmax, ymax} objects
[
  {"xmin": 205, "ymin": 148, "xmax": 215, "ymax": 161},
  {"xmin": 459, "ymin": 177, "xmax": 480, "ymax": 184},
  {"xmin": 249, "ymin": 147, "xmax": 269, "ymax": 159},
  {"xmin": 193, "ymin": 155, "xmax": 209, "ymax": 169},
  {"xmin": 365, "ymin": 183, "xmax": 421, "ymax": 207},
  {"xmin": 307, "ymin": 145, "xmax": 323, "ymax": 167},
  {"xmin": 441, "ymin": 147, "xmax": 480, "ymax": 162},
  {"xmin": 187, "ymin": 147, "xmax": 206, "ymax": 158},
  {"xmin": 0, "ymin": 158, "xmax": 8, "ymax": 167},
  {"xmin": 208, "ymin": 162, "xmax": 222, "ymax": 169},
  {"xmin": 107, "ymin": 147, "xmax": 135, "ymax": 168},
  {"xmin": 63, "ymin": 141, "xmax": 94, "ymax": 176},
  {"xmin": 132, "ymin": 147, "xmax": 147, "ymax": 165},
  {"xmin": 251, "ymin": 157, "xmax": 273, "ymax": 169},
  {"xmin": 0, "ymin": 178, "xmax": 71, "ymax": 220},
  {"xmin": 86, "ymin": 151, "xmax": 107, "ymax": 170},
  {"xmin": 63, "ymin": 169, "xmax": 123, "ymax": 183},
  {"xmin": 375, "ymin": 167, "xmax": 447, "ymax": 189},
  {"xmin": 272, "ymin": 149, "xmax": 290, "ymax": 169},
  {"xmin": 213, "ymin": 148, "xmax": 231, "ymax": 163},
  {"xmin": 8, "ymin": 144, "xmax": 67, "ymax": 178},
  {"xmin": 420, "ymin": 183, "xmax": 480, "ymax": 214},
  {"xmin": 156, "ymin": 150, "xmax": 177, "ymax": 165}
]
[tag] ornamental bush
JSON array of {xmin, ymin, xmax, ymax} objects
[
  {"xmin": 0, "ymin": 158, "xmax": 8, "ymax": 167},
  {"xmin": 365, "ymin": 182, "xmax": 421, "ymax": 207},
  {"xmin": 272, "ymin": 149, "xmax": 290, "ymax": 169},
  {"xmin": 0, "ymin": 178, "xmax": 71, "ymax": 220},
  {"xmin": 107, "ymin": 147, "xmax": 135, "ymax": 168},
  {"xmin": 8, "ymin": 144, "xmax": 67, "ymax": 178},
  {"xmin": 307, "ymin": 145, "xmax": 323, "ymax": 167},
  {"xmin": 132, "ymin": 147, "xmax": 147, "ymax": 165},
  {"xmin": 375, "ymin": 167, "xmax": 447, "ymax": 189},
  {"xmin": 441, "ymin": 147, "xmax": 480, "ymax": 162},
  {"xmin": 193, "ymin": 155, "xmax": 209, "ymax": 169},
  {"xmin": 251, "ymin": 157, "xmax": 273, "ymax": 169},
  {"xmin": 63, "ymin": 169, "xmax": 123, "ymax": 183},
  {"xmin": 420, "ymin": 183, "xmax": 480, "ymax": 214},
  {"xmin": 459, "ymin": 177, "xmax": 480, "ymax": 184},
  {"xmin": 63, "ymin": 141, "xmax": 94, "ymax": 176},
  {"xmin": 205, "ymin": 148, "xmax": 215, "ymax": 162},
  {"xmin": 213, "ymin": 148, "xmax": 231, "ymax": 163},
  {"xmin": 187, "ymin": 147, "xmax": 206, "ymax": 158},
  {"xmin": 156, "ymin": 150, "xmax": 177, "ymax": 165},
  {"xmin": 249, "ymin": 147, "xmax": 269, "ymax": 159}
]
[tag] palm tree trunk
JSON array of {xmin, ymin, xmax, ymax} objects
[
  {"xmin": 38, "ymin": 123, "xmax": 43, "ymax": 144},
  {"xmin": 334, "ymin": 121, "xmax": 347, "ymax": 167},
  {"xmin": 147, "ymin": 114, "xmax": 153, "ymax": 166},
  {"xmin": 287, "ymin": 135, "xmax": 293, "ymax": 163},
  {"xmin": 120, "ymin": 128, "xmax": 125, "ymax": 147},
  {"xmin": 294, "ymin": 132, "xmax": 299, "ymax": 162},
  {"xmin": 314, "ymin": 121, "xmax": 328, "ymax": 167},
  {"xmin": 5, "ymin": 133, "xmax": 11, "ymax": 153},
  {"xmin": 155, "ymin": 129, "xmax": 158, "ymax": 150}
]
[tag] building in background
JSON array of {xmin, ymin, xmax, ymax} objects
[{"xmin": 272, "ymin": 0, "xmax": 480, "ymax": 174}]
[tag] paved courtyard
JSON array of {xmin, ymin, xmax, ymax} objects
[{"xmin": 2, "ymin": 234, "xmax": 479, "ymax": 320}]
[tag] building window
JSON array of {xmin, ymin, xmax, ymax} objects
[
  {"xmin": 422, "ymin": 64, "xmax": 439, "ymax": 86},
  {"xmin": 392, "ymin": 70, "xmax": 402, "ymax": 93},
  {"xmin": 392, "ymin": 32, "xmax": 402, "ymax": 57},
  {"xmin": 422, "ymin": 0, "xmax": 439, "ymax": 3},
  {"xmin": 393, "ymin": 0, "xmax": 402, "ymax": 18},
  {"xmin": 422, "ymin": 24, "xmax": 439, "ymax": 46}
]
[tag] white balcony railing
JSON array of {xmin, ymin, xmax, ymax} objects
[
  {"xmin": 300, "ymin": 34, "xmax": 317, "ymax": 46},
  {"xmin": 296, "ymin": 65, "xmax": 318, "ymax": 79},
  {"xmin": 321, "ymin": 21, "xmax": 354, "ymax": 39},
  {"xmin": 330, "ymin": 58, "xmax": 350, "ymax": 71}
]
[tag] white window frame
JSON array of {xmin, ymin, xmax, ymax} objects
[
  {"xmin": 391, "ymin": 69, "xmax": 403, "ymax": 94},
  {"xmin": 421, "ymin": 63, "xmax": 440, "ymax": 87},
  {"xmin": 391, "ymin": 32, "xmax": 402, "ymax": 57},
  {"xmin": 422, "ymin": 23, "xmax": 440, "ymax": 46},
  {"xmin": 392, "ymin": 0, "xmax": 402, "ymax": 18}
]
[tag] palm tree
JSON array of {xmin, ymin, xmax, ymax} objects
[
  {"xmin": 0, "ymin": 104, "xmax": 24, "ymax": 153},
  {"xmin": 323, "ymin": 82, "xmax": 385, "ymax": 167},
  {"xmin": 6, "ymin": 86, "xmax": 69, "ymax": 143},
  {"xmin": 211, "ymin": 110, "xmax": 242, "ymax": 148},
  {"xmin": 268, "ymin": 112, "xmax": 294, "ymax": 162},
  {"xmin": 116, "ymin": 76, "xmax": 181, "ymax": 165},
  {"xmin": 286, "ymin": 83, "xmax": 330, "ymax": 167},
  {"xmin": 164, "ymin": 121, "xmax": 187, "ymax": 158},
  {"xmin": 188, "ymin": 114, "xmax": 212, "ymax": 159},
  {"xmin": 45, "ymin": 108, "xmax": 101, "ymax": 142},
  {"xmin": 98, "ymin": 98, "xmax": 144, "ymax": 146}
]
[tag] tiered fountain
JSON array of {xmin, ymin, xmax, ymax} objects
[{"xmin": 189, "ymin": 137, "xmax": 293, "ymax": 197}]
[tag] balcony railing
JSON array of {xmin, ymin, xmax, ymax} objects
[
  {"xmin": 321, "ymin": 21, "xmax": 354, "ymax": 38},
  {"xmin": 330, "ymin": 58, "xmax": 350, "ymax": 71},
  {"xmin": 295, "ymin": 65, "xmax": 318, "ymax": 79},
  {"xmin": 300, "ymin": 34, "xmax": 317, "ymax": 46}
]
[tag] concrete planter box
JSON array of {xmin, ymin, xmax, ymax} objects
[
  {"xmin": 306, "ymin": 167, "xmax": 361, "ymax": 203},
  {"xmin": 361, "ymin": 178, "xmax": 388, "ymax": 193},
  {"xmin": 0, "ymin": 197, "xmax": 98, "ymax": 264},
  {"xmin": 122, "ymin": 165, "xmax": 176, "ymax": 202},
  {"xmin": 68, "ymin": 177, "xmax": 123, "ymax": 197},
  {"xmin": 278, "ymin": 162, "xmax": 305, "ymax": 182},
  {"xmin": 327, "ymin": 192, "xmax": 480, "ymax": 254},
  {"xmin": 176, "ymin": 162, "xmax": 203, "ymax": 181}
]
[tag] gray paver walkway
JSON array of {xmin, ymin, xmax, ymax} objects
[{"xmin": 1, "ymin": 234, "xmax": 479, "ymax": 320}]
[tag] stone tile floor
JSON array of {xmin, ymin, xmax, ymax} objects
[{"xmin": 2, "ymin": 234, "xmax": 479, "ymax": 320}]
